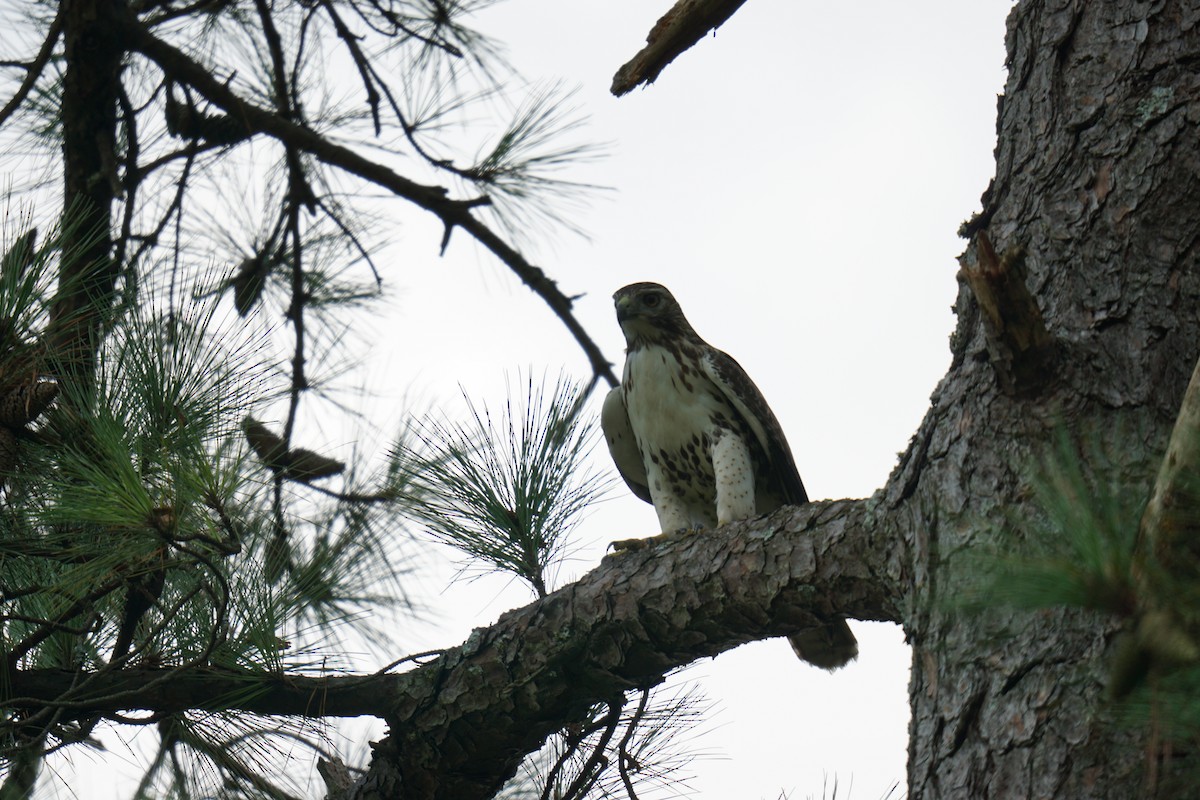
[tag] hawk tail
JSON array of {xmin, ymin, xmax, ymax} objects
[{"xmin": 788, "ymin": 618, "xmax": 858, "ymax": 671}]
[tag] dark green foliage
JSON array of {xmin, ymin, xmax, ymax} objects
[
  {"xmin": 0, "ymin": 0, "xmax": 620, "ymax": 793},
  {"xmin": 395, "ymin": 373, "xmax": 611, "ymax": 598},
  {"xmin": 0, "ymin": 235, "xmax": 414, "ymax": 791}
]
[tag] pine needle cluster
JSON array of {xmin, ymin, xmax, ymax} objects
[
  {"xmin": 0, "ymin": 224, "xmax": 414, "ymax": 795},
  {"xmin": 0, "ymin": 0, "xmax": 622, "ymax": 792},
  {"xmin": 393, "ymin": 373, "xmax": 611, "ymax": 598},
  {"xmin": 499, "ymin": 682, "xmax": 716, "ymax": 800}
]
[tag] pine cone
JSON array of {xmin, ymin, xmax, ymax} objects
[
  {"xmin": 0, "ymin": 380, "xmax": 58, "ymax": 428},
  {"xmin": 1, "ymin": 228, "xmax": 36, "ymax": 281},
  {"xmin": 284, "ymin": 448, "xmax": 345, "ymax": 482},
  {"xmin": 231, "ymin": 255, "xmax": 271, "ymax": 317},
  {"xmin": 242, "ymin": 417, "xmax": 288, "ymax": 468}
]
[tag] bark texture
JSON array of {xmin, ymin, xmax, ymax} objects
[
  {"xmin": 6, "ymin": 1, "xmax": 1198, "ymax": 797},
  {"xmin": 903, "ymin": 1, "xmax": 1200, "ymax": 796},
  {"xmin": 0, "ymin": 500, "xmax": 898, "ymax": 797},
  {"xmin": 341, "ymin": 2, "xmax": 1200, "ymax": 796},
  {"xmin": 352, "ymin": 501, "xmax": 901, "ymax": 799},
  {"xmin": 611, "ymin": 0, "xmax": 748, "ymax": 96}
]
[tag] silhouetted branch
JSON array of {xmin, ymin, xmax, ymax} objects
[
  {"xmin": 4, "ymin": 497, "xmax": 898, "ymax": 800},
  {"xmin": 0, "ymin": 10, "xmax": 63, "ymax": 129},
  {"xmin": 612, "ymin": 0, "xmax": 747, "ymax": 96},
  {"xmin": 128, "ymin": 21, "xmax": 619, "ymax": 388}
]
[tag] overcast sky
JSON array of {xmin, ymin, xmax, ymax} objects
[
  {"xmin": 69, "ymin": 1, "xmax": 1016, "ymax": 797},
  {"xmin": 378, "ymin": 2, "xmax": 1016, "ymax": 798}
]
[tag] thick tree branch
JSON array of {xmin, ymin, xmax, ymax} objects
[
  {"xmin": 125, "ymin": 21, "xmax": 619, "ymax": 389},
  {"xmin": 356, "ymin": 496, "xmax": 901, "ymax": 799},
  {"xmin": 611, "ymin": 0, "xmax": 748, "ymax": 96},
  {"xmin": 2, "ymin": 498, "xmax": 899, "ymax": 797}
]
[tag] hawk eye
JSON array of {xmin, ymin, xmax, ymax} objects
[{"xmin": 643, "ymin": 294, "xmax": 661, "ymax": 308}]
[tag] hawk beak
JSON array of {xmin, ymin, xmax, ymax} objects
[{"xmin": 614, "ymin": 295, "xmax": 633, "ymax": 322}]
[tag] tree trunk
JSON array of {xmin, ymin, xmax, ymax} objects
[
  {"xmin": 333, "ymin": 2, "xmax": 1200, "ymax": 795},
  {"xmin": 902, "ymin": 0, "xmax": 1199, "ymax": 796},
  {"xmin": 9, "ymin": 1, "xmax": 1197, "ymax": 796},
  {"xmin": 54, "ymin": 0, "xmax": 125, "ymax": 388}
]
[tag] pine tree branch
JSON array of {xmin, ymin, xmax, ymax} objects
[
  {"xmin": 611, "ymin": 0, "xmax": 748, "ymax": 96},
  {"xmin": 349, "ymin": 497, "xmax": 901, "ymax": 799},
  {"xmin": 0, "ymin": 10, "xmax": 63, "ymax": 129},
  {"xmin": 124, "ymin": 20, "xmax": 619, "ymax": 389},
  {"xmin": 1139, "ymin": 351, "xmax": 1200, "ymax": 560},
  {"xmin": 1109, "ymin": 349, "xmax": 1200, "ymax": 694},
  {"xmin": 52, "ymin": 0, "xmax": 126, "ymax": 392},
  {"xmin": 1, "ymin": 498, "xmax": 900, "ymax": 799},
  {"xmin": 2, "ymin": 667, "xmax": 389, "ymax": 719}
]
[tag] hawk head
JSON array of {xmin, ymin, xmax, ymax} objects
[{"xmin": 613, "ymin": 282, "xmax": 699, "ymax": 349}]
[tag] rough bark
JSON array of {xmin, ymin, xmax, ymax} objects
[
  {"xmin": 0, "ymin": 500, "xmax": 899, "ymax": 797},
  {"xmin": 353, "ymin": 501, "xmax": 900, "ymax": 799},
  {"xmin": 903, "ymin": 1, "xmax": 1200, "ymax": 796},
  {"xmin": 6, "ymin": 0, "xmax": 1198, "ymax": 797}
]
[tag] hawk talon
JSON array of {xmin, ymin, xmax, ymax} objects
[
  {"xmin": 608, "ymin": 537, "xmax": 649, "ymax": 552},
  {"xmin": 608, "ymin": 527, "xmax": 696, "ymax": 553}
]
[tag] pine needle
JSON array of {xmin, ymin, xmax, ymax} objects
[{"xmin": 393, "ymin": 372, "xmax": 611, "ymax": 598}]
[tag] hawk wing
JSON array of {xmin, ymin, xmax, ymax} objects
[
  {"xmin": 601, "ymin": 386, "xmax": 652, "ymax": 504},
  {"xmin": 701, "ymin": 347, "xmax": 809, "ymax": 506}
]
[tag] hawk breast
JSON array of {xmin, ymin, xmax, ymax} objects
[{"xmin": 623, "ymin": 342, "xmax": 743, "ymax": 521}]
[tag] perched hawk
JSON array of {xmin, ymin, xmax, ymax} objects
[{"xmin": 602, "ymin": 282, "xmax": 857, "ymax": 670}]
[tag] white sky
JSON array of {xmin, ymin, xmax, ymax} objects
[
  {"xmin": 55, "ymin": 1, "xmax": 1015, "ymax": 797},
  {"xmin": 373, "ymin": 1, "xmax": 1014, "ymax": 798}
]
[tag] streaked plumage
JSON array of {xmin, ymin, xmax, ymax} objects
[{"xmin": 602, "ymin": 282, "xmax": 857, "ymax": 670}]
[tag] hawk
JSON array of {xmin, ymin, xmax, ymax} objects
[{"xmin": 601, "ymin": 282, "xmax": 857, "ymax": 670}]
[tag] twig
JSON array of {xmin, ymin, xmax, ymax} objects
[
  {"xmin": 356, "ymin": 0, "xmax": 465, "ymax": 57},
  {"xmin": 556, "ymin": 700, "xmax": 623, "ymax": 800},
  {"xmin": 318, "ymin": 0, "xmax": 383, "ymax": 134},
  {"xmin": 0, "ymin": 10, "xmax": 63, "ymax": 129},
  {"xmin": 538, "ymin": 708, "xmax": 621, "ymax": 800},
  {"xmin": 128, "ymin": 23, "xmax": 619, "ymax": 388},
  {"xmin": 616, "ymin": 688, "xmax": 651, "ymax": 799}
]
